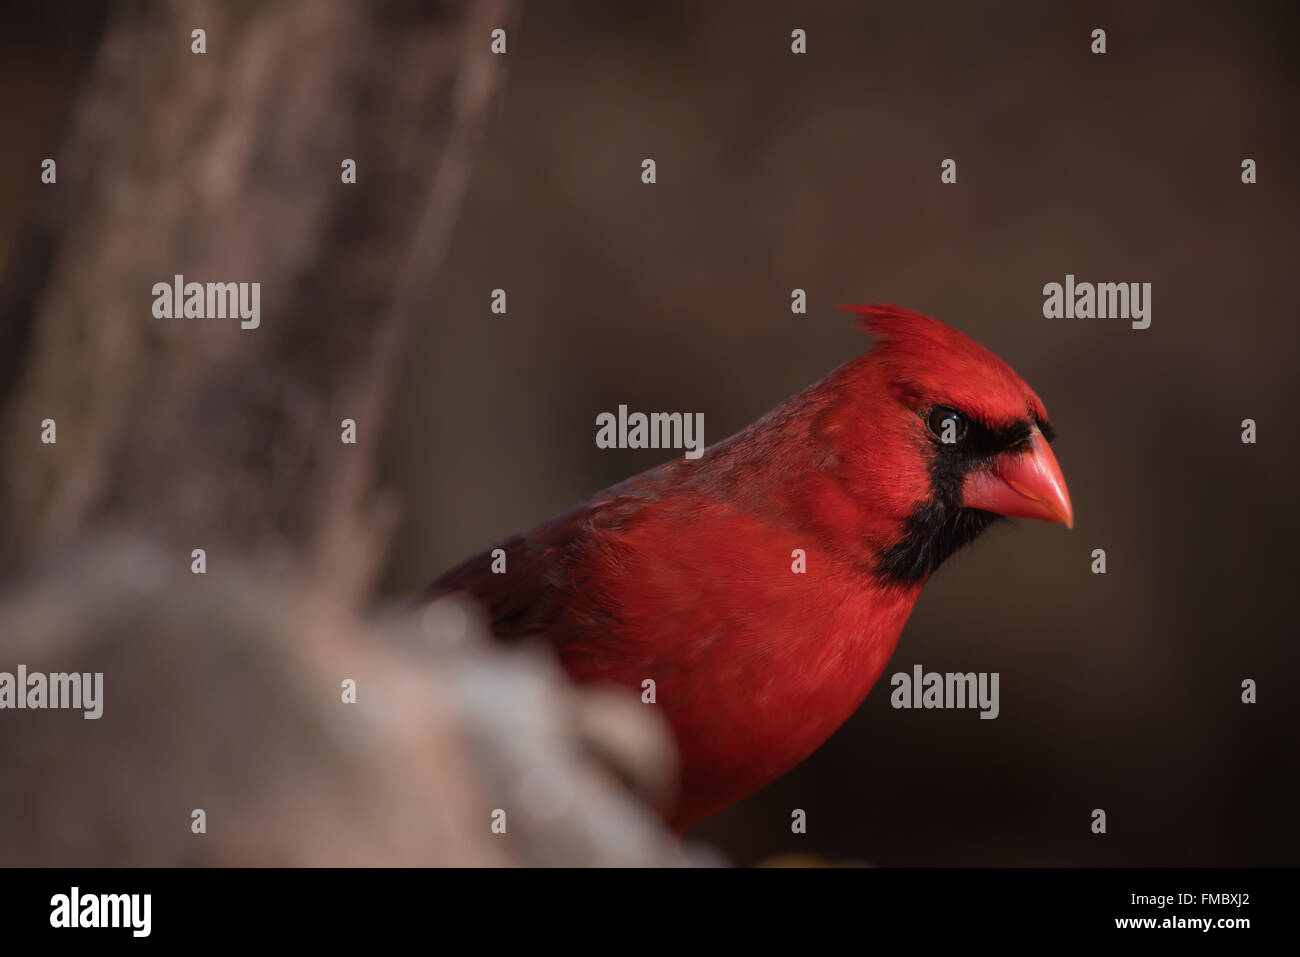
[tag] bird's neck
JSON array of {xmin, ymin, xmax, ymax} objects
[{"xmin": 679, "ymin": 369, "xmax": 917, "ymax": 577}]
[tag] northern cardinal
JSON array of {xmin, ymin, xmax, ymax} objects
[{"xmin": 425, "ymin": 305, "xmax": 1073, "ymax": 832}]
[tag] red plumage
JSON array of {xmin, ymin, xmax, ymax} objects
[{"xmin": 426, "ymin": 305, "xmax": 1072, "ymax": 831}]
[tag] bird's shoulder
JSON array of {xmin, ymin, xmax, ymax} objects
[{"xmin": 423, "ymin": 487, "xmax": 666, "ymax": 642}]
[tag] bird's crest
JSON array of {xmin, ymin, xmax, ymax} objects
[
  {"xmin": 839, "ymin": 302, "xmax": 976, "ymax": 351},
  {"xmin": 835, "ymin": 302, "xmax": 1050, "ymax": 429}
]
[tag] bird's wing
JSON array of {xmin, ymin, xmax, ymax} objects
[{"xmin": 421, "ymin": 492, "xmax": 651, "ymax": 644}]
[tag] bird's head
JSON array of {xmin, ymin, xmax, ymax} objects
[{"xmin": 819, "ymin": 304, "xmax": 1073, "ymax": 584}]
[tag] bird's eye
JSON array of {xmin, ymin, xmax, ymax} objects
[{"xmin": 926, "ymin": 406, "xmax": 968, "ymax": 445}]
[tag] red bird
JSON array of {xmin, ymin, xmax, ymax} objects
[{"xmin": 425, "ymin": 305, "xmax": 1073, "ymax": 832}]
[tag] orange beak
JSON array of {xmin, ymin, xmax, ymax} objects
[{"xmin": 961, "ymin": 430, "xmax": 1074, "ymax": 528}]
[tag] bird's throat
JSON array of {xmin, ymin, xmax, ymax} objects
[{"xmin": 874, "ymin": 503, "xmax": 1001, "ymax": 585}]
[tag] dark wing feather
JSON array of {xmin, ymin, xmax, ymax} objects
[{"xmin": 420, "ymin": 492, "xmax": 651, "ymax": 644}]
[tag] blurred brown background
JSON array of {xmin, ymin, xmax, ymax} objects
[
  {"xmin": 376, "ymin": 0, "xmax": 1300, "ymax": 865},
  {"xmin": 3, "ymin": 1, "xmax": 1298, "ymax": 866}
]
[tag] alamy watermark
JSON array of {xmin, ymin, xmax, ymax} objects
[
  {"xmin": 596, "ymin": 404, "xmax": 704, "ymax": 460},
  {"xmin": 1043, "ymin": 274, "xmax": 1151, "ymax": 329},
  {"xmin": 890, "ymin": 664, "xmax": 999, "ymax": 719},
  {"xmin": 50, "ymin": 887, "xmax": 150, "ymax": 937},
  {"xmin": 152, "ymin": 274, "xmax": 260, "ymax": 329},
  {"xmin": 0, "ymin": 666, "xmax": 103, "ymax": 719}
]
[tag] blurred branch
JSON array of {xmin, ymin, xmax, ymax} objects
[
  {"xmin": 0, "ymin": 0, "xmax": 690, "ymax": 865},
  {"xmin": 0, "ymin": 0, "xmax": 509, "ymax": 600},
  {"xmin": 0, "ymin": 540, "xmax": 683, "ymax": 866}
]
